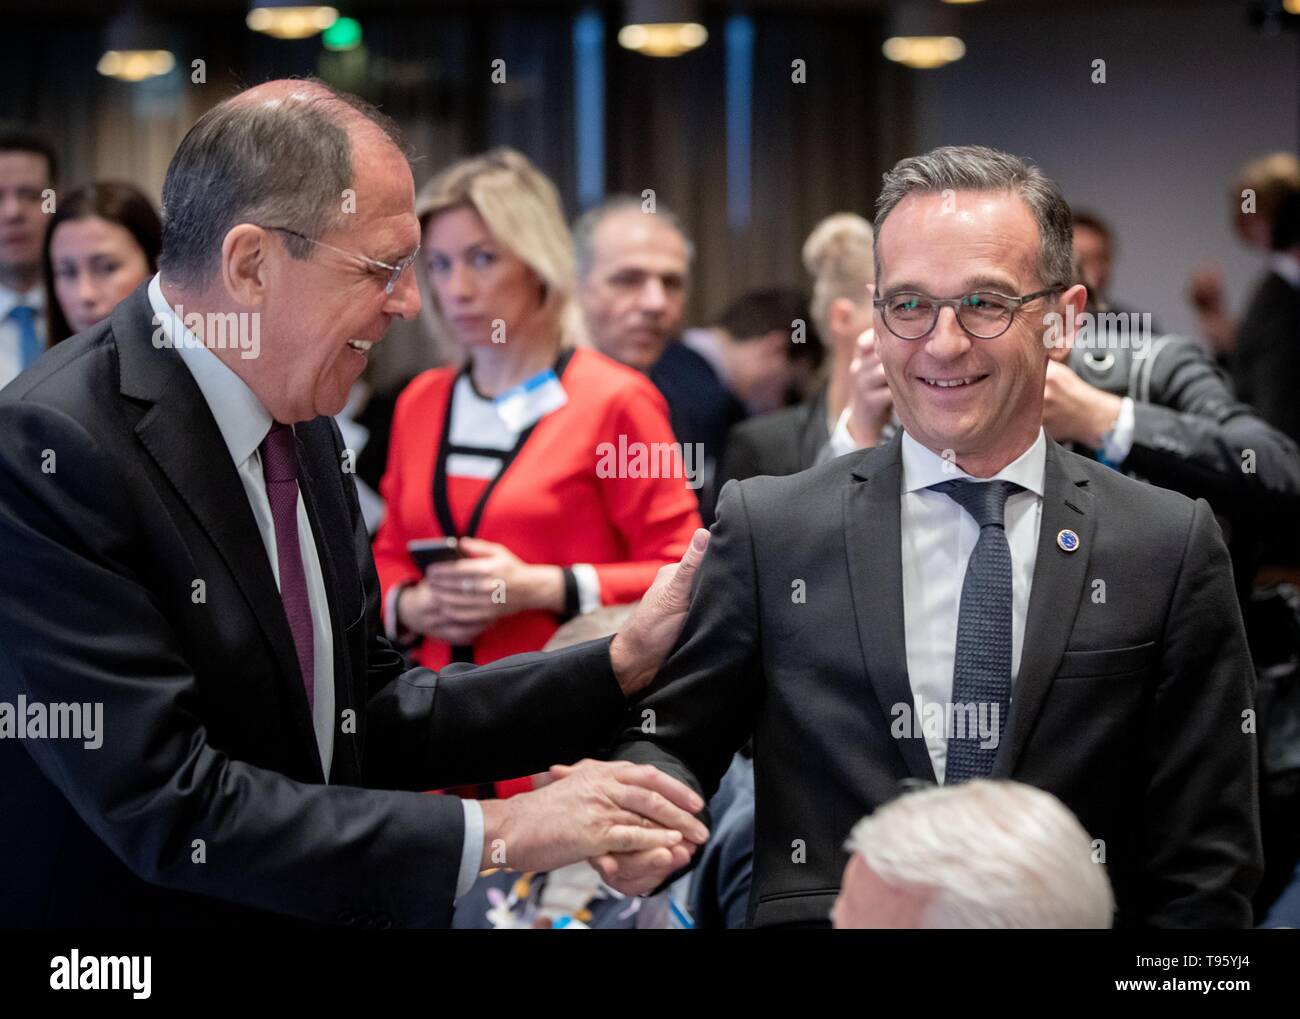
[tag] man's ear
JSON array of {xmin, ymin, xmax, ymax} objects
[
  {"xmin": 221, "ymin": 224, "xmax": 269, "ymax": 307},
  {"xmin": 1046, "ymin": 283, "xmax": 1088, "ymax": 364}
]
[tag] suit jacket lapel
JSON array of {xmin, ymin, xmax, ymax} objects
[
  {"xmin": 112, "ymin": 285, "xmax": 321, "ymax": 771},
  {"xmin": 843, "ymin": 433, "xmax": 938, "ymax": 783},
  {"xmin": 294, "ymin": 419, "xmax": 364, "ymax": 785},
  {"xmin": 992, "ymin": 438, "xmax": 1095, "ymax": 778}
]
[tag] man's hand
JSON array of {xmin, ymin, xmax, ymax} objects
[
  {"xmin": 846, "ymin": 325, "xmax": 893, "ymax": 447},
  {"xmin": 609, "ymin": 528, "xmax": 710, "ymax": 697},
  {"xmin": 541, "ymin": 765, "xmax": 702, "ymax": 897},
  {"xmin": 1042, "ymin": 359, "xmax": 1123, "ymax": 449},
  {"xmin": 478, "ymin": 759, "xmax": 708, "ymax": 875},
  {"xmin": 590, "ymin": 843, "xmax": 696, "ymax": 898}
]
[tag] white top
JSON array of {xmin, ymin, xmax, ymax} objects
[{"xmin": 446, "ymin": 372, "xmax": 601, "ymax": 609}]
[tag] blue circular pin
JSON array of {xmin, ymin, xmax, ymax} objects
[{"xmin": 1057, "ymin": 529, "xmax": 1080, "ymax": 553}]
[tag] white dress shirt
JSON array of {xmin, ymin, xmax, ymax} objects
[
  {"xmin": 1100, "ymin": 395, "xmax": 1136, "ymax": 464},
  {"xmin": 147, "ymin": 275, "xmax": 483, "ymax": 895},
  {"xmin": 827, "ymin": 406, "xmax": 858, "ymax": 460},
  {"xmin": 0, "ymin": 282, "xmax": 44, "ymax": 389},
  {"xmin": 823, "ymin": 406, "xmax": 900, "ymax": 463},
  {"xmin": 899, "ymin": 428, "xmax": 1047, "ymax": 783}
]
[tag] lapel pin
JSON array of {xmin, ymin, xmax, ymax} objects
[{"xmin": 1057, "ymin": 529, "xmax": 1080, "ymax": 553}]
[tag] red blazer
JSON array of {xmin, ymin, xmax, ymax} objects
[{"xmin": 375, "ymin": 345, "xmax": 702, "ymax": 670}]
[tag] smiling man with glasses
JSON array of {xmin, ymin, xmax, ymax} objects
[
  {"xmin": 0, "ymin": 77, "xmax": 712, "ymax": 928},
  {"xmin": 599, "ymin": 144, "xmax": 1261, "ymax": 929}
]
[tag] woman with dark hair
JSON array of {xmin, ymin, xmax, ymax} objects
[{"xmin": 43, "ymin": 181, "xmax": 160, "ymax": 343}]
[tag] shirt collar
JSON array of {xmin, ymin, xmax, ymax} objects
[
  {"xmin": 901, "ymin": 426, "xmax": 1047, "ymax": 498},
  {"xmin": 148, "ymin": 273, "xmax": 273, "ymax": 467},
  {"xmin": 1270, "ymin": 253, "xmax": 1300, "ymax": 290},
  {"xmin": 0, "ymin": 282, "xmax": 44, "ymax": 320}
]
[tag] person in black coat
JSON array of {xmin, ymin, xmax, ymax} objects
[
  {"xmin": 1232, "ymin": 188, "xmax": 1300, "ymax": 446},
  {"xmin": 595, "ymin": 145, "xmax": 1260, "ymax": 928},
  {"xmin": 0, "ymin": 79, "xmax": 710, "ymax": 928}
]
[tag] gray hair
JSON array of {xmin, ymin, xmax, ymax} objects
[
  {"xmin": 572, "ymin": 193, "xmax": 695, "ymax": 281},
  {"xmin": 160, "ymin": 79, "xmax": 406, "ymax": 291},
  {"xmin": 845, "ymin": 779, "xmax": 1115, "ymax": 928},
  {"xmin": 873, "ymin": 145, "xmax": 1074, "ymax": 292}
]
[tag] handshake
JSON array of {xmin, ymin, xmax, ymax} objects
[
  {"xmin": 467, "ymin": 527, "xmax": 714, "ymax": 895},
  {"xmin": 478, "ymin": 759, "xmax": 710, "ymax": 897}
]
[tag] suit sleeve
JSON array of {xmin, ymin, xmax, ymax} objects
[
  {"xmin": 609, "ymin": 479, "xmax": 761, "ymax": 803},
  {"xmin": 588, "ymin": 380, "xmax": 703, "ymax": 604},
  {"xmin": 1140, "ymin": 497, "xmax": 1262, "ymax": 927},
  {"xmin": 363, "ymin": 637, "xmax": 627, "ymax": 790},
  {"xmin": 0, "ymin": 401, "xmax": 622, "ymax": 926},
  {"xmin": 1124, "ymin": 339, "xmax": 1300, "ymax": 516}
]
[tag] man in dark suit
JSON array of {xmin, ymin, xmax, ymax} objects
[
  {"xmin": 0, "ymin": 79, "xmax": 711, "ymax": 928},
  {"xmin": 574, "ymin": 195, "xmax": 746, "ymax": 525},
  {"xmin": 595, "ymin": 145, "xmax": 1262, "ymax": 927},
  {"xmin": 1233, "ymin": 188, "xmax": 1300, "ymax": 446},
  {"xmin": 1044, "ymin": 273, "xmax": 1300, "ymax": 916},
  {"xmin": 1047, "ymin": 328, "xmax": 1300, "ymax": 598}
]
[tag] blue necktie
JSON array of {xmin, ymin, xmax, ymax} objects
[
  {"xmin": 929, "ymin": 478, "xmax": 1022, "ymax": 783},
  {"xmin": 8, "ymin": 305, "xmax": 42, "ymax": 370}
]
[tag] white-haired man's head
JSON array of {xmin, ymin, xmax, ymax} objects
[{"xmin": 832, "ymin": 779, "xmax": 1114, "ymax": 929}]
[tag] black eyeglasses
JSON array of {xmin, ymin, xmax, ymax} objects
[
  {"xmin": 263, "ymin": 226, "xmax": 420, "ymax": 295},
  {"xmin": 872, "ymin": 288, "xmax": 1060, "ymax": 340}
]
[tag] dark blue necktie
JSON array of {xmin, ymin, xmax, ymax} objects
[
  {"xmin": 929, "ymin": 478, "xmax": 1022, "ymax": 783},
  {"xmin": 8, "ymin": 305, "xmax": 42, "ymax": 370}
]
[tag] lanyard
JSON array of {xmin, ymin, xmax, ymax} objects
[
  {"xmin": 430, "ymin": 350, "xmax": 573, "ymax": 664},
  {"xmin": 431, "ymin": 349, "xmax": 574, "ymax": 541}
]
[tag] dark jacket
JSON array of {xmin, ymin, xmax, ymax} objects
[
  {"xmin": 0, "ymin": 283, "xmax": 627, "ymax": 927},
  {"xmin": 615, "ymin": 433, "xmax": 1261, "ymax": 928}
]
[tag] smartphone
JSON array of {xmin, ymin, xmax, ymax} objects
[{"xmin": 407, "ymin": 537, "xmax": 466, "ymax": 572}]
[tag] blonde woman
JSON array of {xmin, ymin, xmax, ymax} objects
[
  {"xmin": 720, "ymin": 212, "xmax": 892, "ymax": 484},
  {"xmin": 372, "ymin": 149, "xmax": 701, "ymax": 796}
]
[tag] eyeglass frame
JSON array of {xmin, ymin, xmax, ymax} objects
[
  {"xmin": 262, "ymin": 225, "xmax": 420, "ymax": 295},
  {"xmin": 871, "ymin": 287, "xmax": 1064, "ymax": 340}
]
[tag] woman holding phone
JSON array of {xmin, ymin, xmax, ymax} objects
[{"xmin": 372, "ymin": 149, "xmax": 701, "ymax": 796}]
